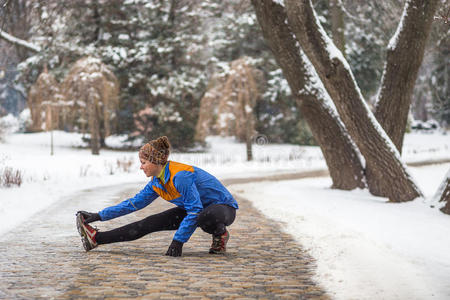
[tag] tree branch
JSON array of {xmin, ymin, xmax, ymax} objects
[
  {"xmin": 251, "ymin": 0, "xmax": 365, "ymax": 190},
  {"xmin": 375, "ymin": 0, "xmax": 439, "ymax": 152},
  {"xmin": 0, "ymin": 29, "xmax": 40, "ymax": 52}
]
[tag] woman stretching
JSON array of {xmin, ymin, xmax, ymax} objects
[{"xmin": 76, "ymin": 136, "xmax": 238, "ymax": 257}]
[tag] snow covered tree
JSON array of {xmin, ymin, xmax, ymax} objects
[
  {"xmin": 253, "ymin": 0, "xmax": 428, "ymax": 202},
  {"xmin": 62, "ymin": 57, "xmax": 119, "ymax": 154},
  {"xmin": 0, "ymin": 0, "xmax": 36, "ymax": 61},
  {"xmin": 3, "ymin": 0, "xmax": 320, "ymax": 149},
  {"xmin": 364, "ymin": 0, "xmax": 440, "ymax": 197},
  {"xmin": 27, "ymin": 66, "xmax": 62, "ymax": 132},
  {"xmin": 339, "ymin": 1, "xmax": 404, "ymax": 102},
  {"xmin": 195, "ymin": 57, "xmax": 262, "ymax": 160},
  {"xmin": 427, "ymin": 1, "xmax": 450, "ymax": 129},
  {"xmin": 195, "ymin": 76, "xmax": 224, "ymax": 142},
  {"xmin": 222, "ymin": 58, "xmax": 261, "ymax": 161},
  {"xmin": 0, "ymin": 0, "xmax": 34, "ymax": 118},
  {"xmin": 204, "ymin": 0, "xmax": 315, "ymax": 146},
  {"xmin": 252, "ymin": 0, "xmax": 365, "ymax": 190},
  {"xmin": 374, "ymin": 0, "xmax": 439, "ymax": 152},
  {"xmin": 9, "ymin": 0, "xmax": 213, "ymax": 149}
]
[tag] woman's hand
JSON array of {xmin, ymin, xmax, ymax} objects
[
  {"xmin": 165, "ymin": 240, "xmax": 183, "ymax": 257},
  {"xmin": 77, "ymin": 211, "xmax": 101, "ymax": 223}
]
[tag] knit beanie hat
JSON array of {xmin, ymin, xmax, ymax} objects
[{"xmin": 139, "ymin": 136, "xmax": 171, "ymax": 165}]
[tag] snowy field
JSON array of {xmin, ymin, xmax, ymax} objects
[{"xmin": 0, "ymin": 130, "xmax": 449, "ymax": 299}]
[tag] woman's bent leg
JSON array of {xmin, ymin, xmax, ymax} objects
[
  {"xmin": 197, "ymin": 204, "xmax": 236, "ymax": 236},
  {"xmin": 96, "ymin": 207, "xmax": 187, "ymax": 245}
]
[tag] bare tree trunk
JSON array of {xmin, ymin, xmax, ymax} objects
[
  {"xmin": 374, "ymin": 0, "xmax": 439, "ymax": 152},
  {"xmin": 435, "ymin": 170, "xmax": 450, "ymax": 215},
  {"xmin": 242, "ymin": 82, "xmax": 254, "ymax": 162},
  {"xmin": 252, "ymin": 0, "xmax": 365, "ymax": 190},
  {"xmin": 29, "ymin": 103, "xmax": 42, "ymax": 131},
  {"xmin": 237, "ymin": 77, "xmax": 254, "ymax": 161},
  {"xmin": 45, "ymin": 104, "xmax": 52, "ymax": 131},
  {"xmin": 88, "ymin": 97, "xmax": 100, "ymax": 155},
  {"xmin": 27, "ymin": 86, "xmax": 42, "ymax": 132},
  {"xmin": 103, "ymin": 107, "xmax": 111, "ymax": 138},
  {"xmin": 330, "ymin": 0, "xmax": 345, "ymax": 56},
  {"xmin": 285, "ymin": 0, "xmax": 422, "ymax": 201},
  {"xmin": 246, "ymin": 138, "xmax": 253, "ymax": 161}
]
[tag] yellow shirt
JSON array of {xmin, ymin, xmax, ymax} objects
[{"xmin": 157, "ymin": 162, "xmax": 168, "ymax": 184}]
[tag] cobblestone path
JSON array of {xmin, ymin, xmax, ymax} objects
[{"xmin": 0, "ymin": 181, "xmax": 328, "ymax": 299}]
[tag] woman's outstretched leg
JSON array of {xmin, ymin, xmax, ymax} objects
[{"xmin": 96, "ymin": 207, "xmax": 187, "ymax": 245}]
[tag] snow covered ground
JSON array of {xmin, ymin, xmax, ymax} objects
[
  {"xmin": 0, "ymin": 131, "xmax": 328, "ymax": 235},
  {"xmin": 229, "ymin": 162, "xmax": 450, "ymax": 300},
  {"xmin": 0, "ymin": 130, "xmax": 449, "ymax": 299}
]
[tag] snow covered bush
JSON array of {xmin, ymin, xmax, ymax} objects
[
  {"xmin": 0, "ymin": 114, "xmax": 20, "ymax": 133},
  {"xmin": 18, "ymin": 109, "xmax": 32, "ymax": 133},
  {"xmin": 0, "ymin": 114, "xmax": 20, "ymax": 140}
]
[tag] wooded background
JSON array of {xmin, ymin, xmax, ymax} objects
[{"xmin": 0, "ymin": 0, "xmax": 447, "ymax": 150}]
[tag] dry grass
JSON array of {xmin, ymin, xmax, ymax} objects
[
  {"xmin": 0, "ymin": 167, "xmax": 23, "ymax": 188},
  {"xmin": 117, "ymin": 157, "xmax": 133, "ymax": 173}
]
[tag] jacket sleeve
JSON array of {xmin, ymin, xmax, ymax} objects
[
  {"xmin": 173, "ymin": 171, "xmax": 203, "ymax": 243},
  {"xmin": 98, "ymin": 182, "xmax": 158, "ymax": 221}
]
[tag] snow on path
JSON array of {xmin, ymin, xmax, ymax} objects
[{"xmin": 229, "ymin": 163, "xmax": 450, "ymax": 300}]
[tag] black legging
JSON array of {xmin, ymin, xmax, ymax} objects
[{"xmin": 96, "ymin": 204, "xmax": 236, "ymax": 245}]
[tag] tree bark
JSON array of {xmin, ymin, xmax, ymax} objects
[
  {"xmin": 284, "ymin": 0, "xmax": 422, "ymax": 201},
  {"xmin": 374, "ymin": 0, "xmax": 439, "ymax": 152},
  {"xmin": 252, "ymin": 0, "xmax": 365, "ymax": 190},
  {"xmin": 365, "ymin": 0, "xmax": 439, "ymax": 197},
  {"xmin": 330, "ymin": 0, "xmax": 345, "ymax": 56},
  {"xmin": 239, "ymin": 74, "xmax": 254, "ymax": 161},
  {"xmin": 435, "ymin": 170, "xmax": 450, "ymax": 215}
]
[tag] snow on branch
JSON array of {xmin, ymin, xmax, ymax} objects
[
  {"xmin": 0, "ymin": 30, "xmax": 41, "ymax": 53},
  {"xmin": 387, "ymin": 0, "xmax": 410, "ymax": 51},
  {"xmin": 337, "ymin": 0, "xmax": 370, "ymax": 24},
  {"xmin": 434, "ymin": 6, "xmax": 449, "ymax": 25}
]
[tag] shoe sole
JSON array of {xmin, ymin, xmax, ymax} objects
[
  {"xmin": 76, "ymin": 213, "xmax": 87, "ymax": 238},
  {"xmin": 76, "ymin": 213, "xmax": 95, "ymax": 251},
  {"xmin": 209, "ymin": 249, "xmax": 226, "ymax": 254}
]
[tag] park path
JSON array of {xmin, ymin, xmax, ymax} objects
[{"xmin": 0, "ymin": 176, "xmax": 328, "ymax": 299}]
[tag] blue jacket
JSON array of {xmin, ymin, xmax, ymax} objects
[{"xmin": 98, "ymin": 161, "xmax": 238, "ymax": 243}]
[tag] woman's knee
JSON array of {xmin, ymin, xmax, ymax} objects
[{"xmin": 197, "ymin": 211, "xmax": 212, "ymax": 232}]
